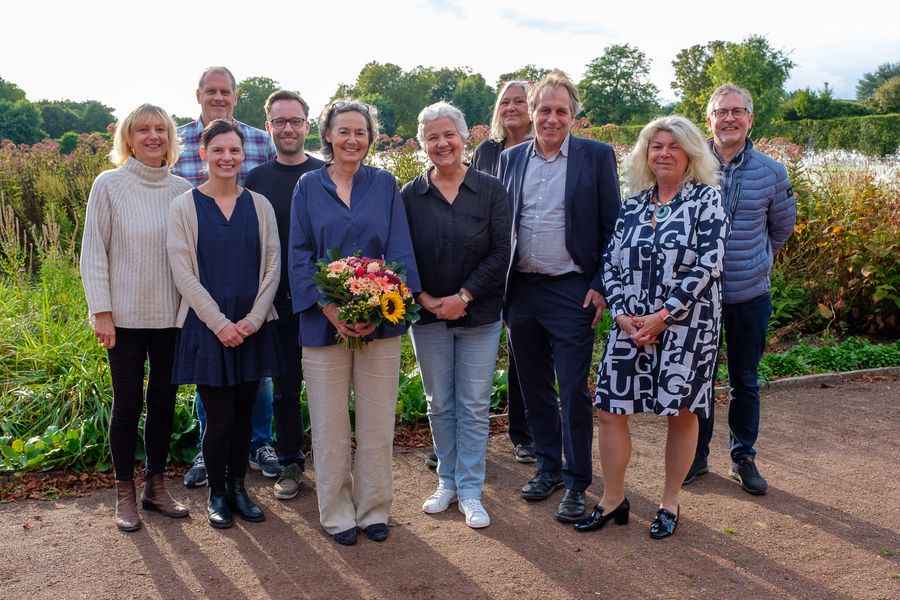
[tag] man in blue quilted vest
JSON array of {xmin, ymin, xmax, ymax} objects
[{"xmin": 684, "ymin": 84, "xmax": 797, "ymax": 495}]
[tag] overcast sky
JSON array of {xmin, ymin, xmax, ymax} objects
[{"xmin": 4, "ymin": 0, "xmax": 898, "ymax": 121}]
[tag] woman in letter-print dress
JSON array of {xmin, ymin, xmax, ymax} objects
[{"xmin": 595, "ymin": 181, "xmax": 727, "ymax": 418}]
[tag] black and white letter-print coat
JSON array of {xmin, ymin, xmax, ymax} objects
[{"xmin": 596, "ymin": 182, "xmax": 728, "ymax": 417}]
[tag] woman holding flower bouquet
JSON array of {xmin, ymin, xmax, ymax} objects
[
  {"xmin": 402, "ymin": 102, "xmax": 511, "ymax": 529},
  {"xmin": 288, "ymin": 99, "xmax": 421, "ymax": 546},
  {"xmin": 167, "ymin": 119, "xmax": 281, "ymax": 529}
]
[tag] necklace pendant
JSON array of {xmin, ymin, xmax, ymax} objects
[{"xmin": 654, "ymin": 203, "xmax": 672, "ymax": 222}]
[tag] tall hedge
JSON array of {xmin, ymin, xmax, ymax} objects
[{"xmin": 767, "ymin": 114, "xmax": 899, "ymax": 156}]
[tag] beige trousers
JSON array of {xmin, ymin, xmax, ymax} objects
[{"xmin": 302, "ymin": 337, "xmax": 401, "ymax": 534}]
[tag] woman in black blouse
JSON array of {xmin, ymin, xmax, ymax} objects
[{"xmin": 402, "ymin": 102, "xmax": 511, "ymax": 529}]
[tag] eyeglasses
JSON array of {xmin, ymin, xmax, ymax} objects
[
  {"xmin": 331, "ymin": 100, "xmax": 370, "ymax": 114},
  {"xmin": 268, "ymin": 117, "xmax": 307, "ymax": 129},
  {"xmin": 711, "ymin": 107, "xmax": 750, "ymax": 119}
]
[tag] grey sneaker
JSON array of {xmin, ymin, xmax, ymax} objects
[
  {"xmin": 683, "ymin": 458, "xmax": 709, "ymax": 485},
  {"xmin": 425, "ymin": 451, "xmax": 438, "ymax": 469},
  {"xmin": 274, "ymin": 463, "xmax": 303, "ymax": 500},
  {"xmin": 249, "ymin": 445, "xmax": 282, "ymax": 478},
  {"xmin": 183, "ymin": 452, "xmax": 207, "ymax": 488},
  {"xmin": 730, "ymin": 458, "xmax": 768, "ymax": 495},
  {"xmin": 514, "ymin": 444, "xmax": 537, "ymax": 464}
]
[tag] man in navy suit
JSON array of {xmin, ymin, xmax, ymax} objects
[{"xmin": 498, "ymin": 70, "xmax": 620, "ymax": 523}]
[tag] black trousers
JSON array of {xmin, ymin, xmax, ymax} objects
[
  {"xmin": 270, "ymin": 306, "xmax": 306, "ymax": 467},
  {"xmin": 106, "ymin": 327, "xmax": 178, "ymax": 481},
  {"xmin": 198, "ymin": 381, "xmax": 259, "ymax": 492}
]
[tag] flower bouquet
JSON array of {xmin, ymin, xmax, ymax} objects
[{"xmin": 314, "ymin": 248, "xmax": 420, "ymax": 350}]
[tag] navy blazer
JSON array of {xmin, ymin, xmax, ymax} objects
[{"xmin": 498, "ymin": 134, "xmax": 621, "ymax": 294}]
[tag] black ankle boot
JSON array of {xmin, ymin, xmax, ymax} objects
[
  {"xmin": 207, "ymin": 488, "xmax": 233, "ymax": 529},
  {"xmin": 226, "ymin": 477, "xmax": 265, "ymax": 522}
]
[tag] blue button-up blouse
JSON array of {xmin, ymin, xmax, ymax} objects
[{"xmin": 288, "ymin": 164, "xmax": 421, "ymax": 347}]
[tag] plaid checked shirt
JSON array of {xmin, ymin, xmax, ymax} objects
[{"xmin": 172, "ymin": 118, "xmax": 276, "ymax": 186}]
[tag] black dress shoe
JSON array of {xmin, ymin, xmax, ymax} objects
[
  {"xmin": 649, "ymin": 506, "xmax": 679, "ymax": 539},
  {"xmin": 555, "ymin": 489, "xmax": 587, "ymax": 522},
  {"xmin": 226, "ymin": 477, "xmax": 265, "ymax": 522},
  {"xmin": 359, "ymin": 523, "xmax": 389, "ymax": 542},
  {"xmin": 333, "ymin": 527, "xmax": 358, "ymax": 546},
  {"xmin": 207, "ymin": 489, "xmax": 233, "ymax": 529},
  {"xmin": 574, "ymin": 497, "xmax": 630, "ymax": 532},
  {"xmin": 521, "ymin": 471, "xmax": 564, "ymax": 501}
]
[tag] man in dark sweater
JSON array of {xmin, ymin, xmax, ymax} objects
[{"xmin": 244, "ymin": 90, "xmax": 326, "ymax": 500}]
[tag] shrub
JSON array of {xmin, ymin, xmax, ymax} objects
[{"xmin": 767, "ymin": 114, "xmax": 900, "ymax": 156}]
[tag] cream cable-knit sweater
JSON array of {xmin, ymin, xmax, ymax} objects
[{"xmin": 80, "ymin": 157, "xmax": 192, "ymax": 328}]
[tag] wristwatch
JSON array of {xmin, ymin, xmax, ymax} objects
[
  {"xmin": 457, "ymin": 290, "xmax": 471, "ymax": 304},
  {"xmin": 660, "ymin": 309, "xmax": 675, "ymax": 326}
]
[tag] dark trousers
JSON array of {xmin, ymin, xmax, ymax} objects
[
  {"xmin": 106, "ymin": 327, "xmax": 178, "ymax": 481},
  {"xmin": 696, "ymin": 292, "xmax": 772, "ymax": 463},
  {"xmin": 506, "ymin": 274, "xmax": 596, "ymax": 491},
  {"xmin": 505, "ymin": 330, "xmax": 534, "ymax": 448},
  {"xmin": 198, "ymin": 381, "xmax": 259, "ymax": 492},
  {"xmin": 271, "ymin": 306, "xmax": 306, "ymax": 468}
]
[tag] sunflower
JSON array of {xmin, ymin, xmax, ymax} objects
[{"xmin": 380, "ymin": 291, "xmax": 406, "ymax": 324}]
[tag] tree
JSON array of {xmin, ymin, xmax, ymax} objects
[
  {"xmin": 706, "ymin": 35, "xmax": 794, "ymax": 134},
  {"xmin": 233, "ymin": 76, "xmax": 280, "ymax": 130},
  {"xmin": 35, "ymin": 100, "xmax": 115, "ymax": 136},
  {"xmin": 671, "ymin": 35, "xmax": 793, "ymax": 134},
  {"xmin": 496, "ymin": 65, "xmax": 551, "ymax": 89},
  {"xmin": 578, "ymin": 44, "xmax": 660, "ymax": 125},
  {"xmin": 79, "ymin": 101, "xmax": 116, "ymax": 133},
  {"xmin": 428, "ymin": 67, "xmax": 470, "ymax": 103},
  {"xmin": 0, "ymin": 99, "xmax": 44, "ymax": 144},
  {"xmin": 869, "ymin": 75, "xmax": 900, "ymax": 113},
  {"xmin": 671, "ymin": 41, "xmax": 725, "ymax": 122},
  {"xmin": 451, "ymin": 74, "xmax": 494, "ymax": 126},
  {"xmin": 0, "ymin": 76, "xmax": 26, "ymax": 102},
  {"xmin": 37, "ymin": 102, "xmax": 80, "ymax": 138},
  {"xmin": 856, "ymin": 62, "xmax": 900, "ymax": 101}
]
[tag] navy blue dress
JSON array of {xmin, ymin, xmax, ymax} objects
[{"xmin": 173, "ymin": 189, "xmax": 278, "ymax": 386}]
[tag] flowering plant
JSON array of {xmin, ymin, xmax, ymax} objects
[{"xmin": 314, "ymin": 248, "xmax": 420, "ymax": 350}]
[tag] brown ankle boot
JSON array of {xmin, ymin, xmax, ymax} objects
[
  {"xmin": 141, "ymin": 472, "xmax": 189, "ymax": 518},
  {"xmin": 115, "ymin": 480, "xmax": 142, "ymax": 532}
]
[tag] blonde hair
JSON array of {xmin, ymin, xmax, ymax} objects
[
  {"xmin": 623, "ymin": 115, "xmax": 719, "ymax": 194},
  {"xmin": 489, "ymin": 81, "xmax": 533, "ymax": 142},
  {"xmin": 110, "ymin": 104, "xmax": 180, "ymax": 168}
]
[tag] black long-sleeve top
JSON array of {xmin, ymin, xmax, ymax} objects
[{"xmin": 401, "ymin": 167, "xmax": 511, "ymax": 327}]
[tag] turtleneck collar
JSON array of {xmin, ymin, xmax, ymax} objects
[{"xmin": 122, "ymin": 156, "xmax": 173, "ymax": 185}]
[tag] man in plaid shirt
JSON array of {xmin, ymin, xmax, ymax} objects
[
  {"xmin": 172, "ymin": 66, "xmax": 275, "ymax": 186},
  {"xmin": 176, "ymin": 66, "xmax": 280, "ymax": 490}
]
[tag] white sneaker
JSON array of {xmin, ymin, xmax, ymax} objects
[
  {"xmin": 422, "ymin": 485, "xmax": 458, "ymax": 514},
  {"xmin": 458, "ymin": 498, "xmax": 490, "ymax": 528}
]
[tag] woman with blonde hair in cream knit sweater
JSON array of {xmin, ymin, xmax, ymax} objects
[{"xmin": 80, "ymin": 104, "xmax": 192, "ymax": 532}]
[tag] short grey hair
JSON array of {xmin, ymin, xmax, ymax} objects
[
  {"xmin": 706, "ymin": 83, "xmax": 754, "ymax": 117},
  {"xmin": 623, "ymin": 115, "xmax": 720, "ymax": 194},
  {"xmin": 489, "ymin": 81, "xmax": 533, "ymax": 142},
  {"xmin": 318, "ymin": 99, "xmax": 381, "ymax": 163},
  {"xmin": 416, "ymin": 101, "xmax": 469, "ymax": 147},
  {"xmin": 528, "ymin": 70, "xmax": 582, "ymax": 118},
  {"xmin": 198, "ymin": 66, "xmax": 236, "ymax": 92}
]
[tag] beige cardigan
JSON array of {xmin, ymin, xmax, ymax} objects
[{"xmin": 166, "ymin": 188, "xmax": 280, "ymax": 335}]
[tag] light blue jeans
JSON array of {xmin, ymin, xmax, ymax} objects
[{"xmin": 411, "ymin": 320, "xmax": 501, "ymax": 500}]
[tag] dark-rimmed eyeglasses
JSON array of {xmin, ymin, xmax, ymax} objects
[
  {"xmin": 268, "ymin": 117, "xmax": 307, "ymax": 129},
  {"xmin": 711, "ymin": 107, "xmax": 750, "ymax": 119}
]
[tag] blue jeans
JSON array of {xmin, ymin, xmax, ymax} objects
[
  {"xmin": 411, "ymin": 320, "xmax": 501, "ymax": 500},
  {"xmin": 696, "ymin": 292, "xmax": 772, "ymax": 462},
  {"xmin": 196, "ymin": 378, "xmax": 273, "ymax": 453}
]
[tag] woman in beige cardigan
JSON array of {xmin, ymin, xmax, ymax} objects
[
  {"xmin": 80, "ymin": 104, "xmax": 192, "ymax": 532},
  {"xmin": 167, "ymin": 119, "xmax": 280, "ymax": 529}
]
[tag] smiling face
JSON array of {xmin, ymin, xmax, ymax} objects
[
  {"xmin": 499, "ymin": 86, "xmax": 530, "ymax": 136},
  {"xmin": 266, "ymin": 99, "xmax": 309, "ymax": 157},
  {"xmin": 130, "ymin": 115, "xmax": 169, "ymax": 167},
  {"xmin": 648, "ymin": 130, "xmax": 689, "ymax": 187},
  {"xmin": 423, "ymin": 116, "xmax": 464, "ymax": 172},
  {"xmin": 324, "ymin": 110, "xmax": 370, "ymax": 167},
  {"xmin": 199, "ymin": 130, "xmax": 244, "ymax": 182},
  {"xmin": 707, "ymin": 92, "xmax": 753, "ymax": 153},
  {"xmin": 532, "ymin": 85, "xmax": 573, "ymax": 156},
  {"xmin": 197, "ymin": 71, "xmax": 237, "ymax": 124}
]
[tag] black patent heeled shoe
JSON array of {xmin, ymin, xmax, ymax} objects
[
  {"xmin": 573, "ymin": 497, "xmax": 630, "ymax": 532},
  {"xmin": 649, "ymin": 505, "xmax": 679, "ymax": 539}
]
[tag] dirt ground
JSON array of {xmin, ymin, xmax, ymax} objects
[{"xmin": 1, "ymin": 378, "xmax": 898, "ymax": 600}]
